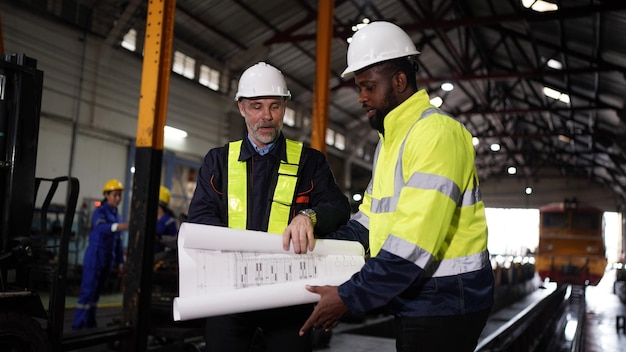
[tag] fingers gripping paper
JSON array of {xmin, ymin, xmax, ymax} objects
[{"xmin": 173, "ymin": 223, "xmax": 365, "ymax": 321}]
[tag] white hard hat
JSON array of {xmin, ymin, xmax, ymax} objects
[
  {"xmin": 234, "ymin": 62, "xmax": 291, "ymax": 101},
  {"xmin": 341, "ymin": 21, "xmax": 420, "ymax": 79}
]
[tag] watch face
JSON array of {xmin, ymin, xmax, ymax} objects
[{"xmin": 300, "ymin": 209, "xmax": 317, "ymax": 225}]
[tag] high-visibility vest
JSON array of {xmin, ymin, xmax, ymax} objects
[
  {"xmin": 363, "ymin": 91, "xmax": 488, "ymax": 277},
  {"xmin": 227, "ymin": 139, "xmax": 303, "ymax": 234}
]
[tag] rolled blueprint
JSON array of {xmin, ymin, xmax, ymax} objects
[{"xmin": 173, "ymin": 222, "xmax": 365, "ymax": 321}]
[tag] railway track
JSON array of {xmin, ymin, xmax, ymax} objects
[{"xmin": 476, "ymin": 284, "xmax": 586, "ymax": 352}]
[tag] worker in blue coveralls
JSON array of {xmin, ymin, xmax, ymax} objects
[
  {"xmin": 72, "ymin": 179, "xmax": 127, "ymax": 330},
  {"xmin": 155, "ymin": 185, "xmax": 179, "ymax": 255},
  {"xmin": 187, "ymin": 61, "xmax": 351, "ymax": 352}
]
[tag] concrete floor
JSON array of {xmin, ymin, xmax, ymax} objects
[
  {"xmin": 51, "ymin": 270, "xmax": 626, "ymax": 351},
  {"xmin": 323, "ymin": 273, "xmax": 626, "ymax": 352}
]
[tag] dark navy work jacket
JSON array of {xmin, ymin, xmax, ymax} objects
[{"xmin": 187, "ymin": 133, "xmax": 350, "ymax": 235}]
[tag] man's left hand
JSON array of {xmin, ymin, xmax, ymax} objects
[
  {"xmin": 299, "ymin": 285, "xmax": 348, "ymax": 336},
  {"xmin": 282, "ymin": 214, "xmax": 315, "ymax": 253}
]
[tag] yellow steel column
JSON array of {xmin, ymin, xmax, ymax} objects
[
  {"xmin": 135, "ymin": 0, "xmax": 174, "ymax": 150},
  {"xmin": 121, "ymin": 0, "xmax": 175, "ymax": 350},
  {"xmin": 311, "ymin": 0, "xmax": 334, "ymax": 154}
]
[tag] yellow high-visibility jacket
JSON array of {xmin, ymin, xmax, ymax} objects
[{"xmin": 338, "ymin": 90, "xmax": 494, "ymax": 316}]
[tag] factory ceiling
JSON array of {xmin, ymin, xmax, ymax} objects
[{"xmin": 10, "ymin": 0, "xmax": 626, "ymax": 209}]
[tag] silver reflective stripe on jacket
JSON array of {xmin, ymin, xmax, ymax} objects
[
  {"xmin": 383, "ymin": 235, "xmax": 490, "ymax": 277},
  {"xmin": 372, "ymin": 107, "xmax": 487, "ymax": 276}
]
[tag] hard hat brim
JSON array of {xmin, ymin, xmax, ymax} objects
[
  {"xmin": 341, "ymin": 51, "xmax": 420, "ymax": 79},
  {"xmin": 234, "ymin": 92, "xmax": 292, "ymax": 102}
]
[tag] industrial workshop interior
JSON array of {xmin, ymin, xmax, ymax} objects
[{"xmin": 1, "ymin": 0, "xmax": 626, "ymax": 351}]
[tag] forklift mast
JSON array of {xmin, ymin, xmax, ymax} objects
[
  {"xmin": 0, "ymin": 53, "xmax": 42, "ymax": 255},
  {"xmin": 0, "ymin": 53, "xmax": 81, "ymax": 352}
]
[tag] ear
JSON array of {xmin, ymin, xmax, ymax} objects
[
  {"xmin": 393, "ymin": 71, "xmax": 408, "ymax": 93},
  {"xmin": 237, "ymin": 100, "xmax": 246, "ymax": 117}
]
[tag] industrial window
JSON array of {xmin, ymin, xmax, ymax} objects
[
  {"xmin": 173, "ymin": 51, "xmax": 195, "ymax": 79},
  {"xmin": 571, "ymin": 213, "xmax": 599, "ymax": 231},
  {"xmin": 542, "ymin": 212, "xmax": 568, "ymax": 229},
  {"xmin": 121, "ymin": 29, "xmax": 137, "ymax": 52},
  {"xmin": 334, "ymin": 132, "xmax": 345, "ymax": 150},
  {"xmin": 284, "ymin": 107, "xmax": 295, "ymax": 127},
  {"xmin": 326, "ymin": 128, "xmax": 335, "ymax": 146},
  {"xmin": 356, "ymin": 146, "xmax": 364, "ymax": 158},
  {"xmin": 364, "ymin": 152, "xmax": 372, "ymax": 162},
  {"xmin": 199, "ymin": 65, "xmax": 220, "ymax": 91},
  {"xmin": 323, "ymin": 128, "xmax": 345, "ymax": 150}
]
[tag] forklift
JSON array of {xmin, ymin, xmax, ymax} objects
[
  {"xmin": 0, "ymin": 53, "xmax": 84, "ymax": 351},
  {"xmin": 0, "ymin": 52, "xmax": 137, "ymax": 352},
  {"xmin": 0, "ymin": 50, "xmax": 207, "ymax": 351}
]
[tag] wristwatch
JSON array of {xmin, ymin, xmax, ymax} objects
[{"xmin": 298, "ymin": 208, "xmax": 317, "ymax": 227}]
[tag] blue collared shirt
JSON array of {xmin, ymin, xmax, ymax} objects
[{"xmin": 248, "ymin": 134, "xmax": 276, "ymax": 155}]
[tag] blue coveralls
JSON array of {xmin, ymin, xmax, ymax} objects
[
  {"xmin": 72, "ymin": 201, "xmax": 124, "ymax": 330},
  {"xmin": 155, "ymin": 211, "xmax": 178, "ymax": 253}
]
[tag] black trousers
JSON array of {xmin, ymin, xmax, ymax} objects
[
  {"xmin": 204, "ymin": 303, "xmax": 313, "ymax": 352},
  {"xmin": 394, "ymin": 309, "xmax": 491, "ymax": 352}
]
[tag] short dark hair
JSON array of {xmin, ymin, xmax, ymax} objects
[{"xmin": 378, "ymin": 57, "xmax": 418, "ymax": 90}]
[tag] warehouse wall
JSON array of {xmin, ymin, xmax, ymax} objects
[
  {"xmin": 2, "ymin": 2, "xmax": 234, "ymax": 207},
  {"xmin": 481, "ymin": 170, "xmax": 619, "ymax": 212}
]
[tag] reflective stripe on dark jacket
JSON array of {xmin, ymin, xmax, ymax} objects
[
  {"xmin": 187, "ymin": 133, "xmax": 350, "ymax": 235},
  {"xmin": 227, "ymin": 139, "xmax": 303, "ymax": 234}
]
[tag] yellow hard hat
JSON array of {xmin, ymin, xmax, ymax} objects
[
  {"xmin": 159, "ymin": 185, "xmax": 171, "ymax": 206},
  {"xmin": 102, "ymin": 179, "xmax": 124, "ymax": 194}
]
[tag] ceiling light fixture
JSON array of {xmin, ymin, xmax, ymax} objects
[
  {"xmin": 558, "ymin": 134, "xmax": 572, "ymax": 143},
  {"xmin": 430, "ymin": 96, "xmax": 443, "ymax": 107},
  {"xmin": 521, "ymin": 0, "xmax": 558, "ymax": 12},
  {"xmin": 348, "ymin": 18, "xmax": 370, "ymax": 43},
  {"xmin": 547, "ymin": 59, "xmax": 562, "ymax": 70},
  {"xmin": 441, "ymin": 82, "xmax": 454, "ymax": 91},
  {"xmin": 351, "ymin": 18, "xmax": 370, "ymax": 32},
  {"xmin": 543, "ymin": 86, "xmax": 570, "ymax": 104}
]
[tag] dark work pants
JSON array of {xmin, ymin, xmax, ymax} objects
[
  {"xmin": 394, "ymin": 308, "xmax": 491, "ymax": 352},
  {"xmin": 204, "ymin": 303, "xmax": 313, "ymax": 352}
]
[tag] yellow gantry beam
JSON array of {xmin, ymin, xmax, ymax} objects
[
  {"xmin": 311, "ymin": 0, "xmax": 334, "ymax": 154},
  {"xmin": 135, "ymin": 0, "xmax": 176, "ymax": 149}
]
